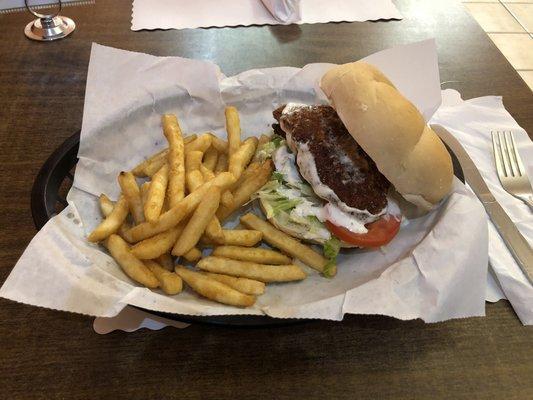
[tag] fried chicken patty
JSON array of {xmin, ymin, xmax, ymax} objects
[{"xmin": 273, "ymin": 104, "xmax": 389, "ymax": 214}]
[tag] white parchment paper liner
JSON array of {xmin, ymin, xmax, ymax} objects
[{"xmin": 0, "ymin": 40, "xmax": 489, "ymax": 322}]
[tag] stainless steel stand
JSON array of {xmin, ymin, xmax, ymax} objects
[{"xmin": 24, "ymin": 0, "xmax": 75, "ymax": 41}]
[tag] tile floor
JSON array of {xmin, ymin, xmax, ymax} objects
[{"xmin": 462, "ymin": 0, "xmax": 533, "ymax": 91}]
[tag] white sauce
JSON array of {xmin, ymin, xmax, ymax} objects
[
  {"xmin": 273, "ymin": 146, "xmax": 301, "ymax": 186},
  {"xmin": 280, "ymin": 103, "xmax": 389, "ymax": 235}
]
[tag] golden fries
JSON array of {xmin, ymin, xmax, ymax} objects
[
  {"xmin": 163, "ymin": 114, "xmax": 186, "ymax": 207},
  {"xmin": 98, "ymin": 194, "xmax": 131, "ymax": 239},
  {"xmin": 228, "ymin": 137, "xmax": 258, "ymax": 180},
  {"xmin": 125, "ymin": 172, "xmax": 235, "ymax": 243},
  {"xmin": 202, "ymin": 272, "xmax": 265, "ymax": 295},
  {"xmin": 182, "ymin": 247, "xmax": 202, "ymax": 262},
  {"xmin": 217, "ymin": 160, "xmax": 273, "ymax": 222},
  {"xmin": 172, "ymin": 186, "xmax": 221, "ymax": 256},
  {"xmin": 130, "ymin": 224, "xmax": 183, "ymax": 260},
  {"xmin": 156, "ymin": 252, "xmax": 174, "ymax": 271},
  {"xmin": 214, "ymin": 153, "xmax": 228, "ymax": 174},
  {"xmin": 144, "ymin": 164, "xmax": 168, "ymax": 223},
  {"xmin": 118, "ymin": 171, "xmax": 145, "ymax": 224},
  {"xmin": 140, "ymin": 182, "xmax": 151, "ymax": 206},
  {"xmin": 240, "ymin": 213, "xmax": 332, "ymax": 275},
  {"xmin": 197, "ymin": 256, "xmax": 306, "ymax": 283},
  {"xmin": 92, "ymin": 105, "xmax": 338, "ymax": 309},
  {"xmin": 89, "ymin": 195, "xmax": 129, "ymax": 242},
  {"xmin": 106, "ymin": 234, "xmax": 159, "ymax": 288},
  {"xmin": 213, "ymin": 246, "xmax": 291, "ymax": 265},
  {"xmin": 204, "ymin": 216, "xmax": 224, "ymax": 244},
  {"xmin": 209, "ymin": 133, "xmax": 229, "ymax": 154},
  {"xmin": 145, "ymin": 260, "xmax": 182, "ymax": 295},
  {"xmin": 225, "ymin": 106, "xmax": 241, "ymax": 157},
  {"xmin": 220, "ymin": 191, "xmax": 234, "ymax": 208},
  {"xmin": 203, "ymin": 146, "xmax": 218, "ymax": 171},
  {"xmin": 220, "ymin": 230, "xmax": 263, "ymax": 246},
  {"xmin": 175, "ymin": 266, "xmax": 255, "ymax": 307},
  {"xmin": 200, "ymin": 164, "xmax": 216, "ymax": 182},
  {"xmin": 185, "ymin": 134, "xmax": 212, "ymax": 153},
  {"xmin": 131, "ymin": 148, "xmax": 167, "ymax": 177}
]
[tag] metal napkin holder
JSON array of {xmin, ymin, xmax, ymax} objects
[{"xmin": 24, "ymin": 0, "xmax": 75, "ymax": 41}]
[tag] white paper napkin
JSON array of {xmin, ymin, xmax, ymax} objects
[
  {"xmin": 431, "ymin": 90, "xmax": 533, "ymax": 325},
  {"xmin": 131, "ymin": 0, "xmax": 402, "ymax": 31}
]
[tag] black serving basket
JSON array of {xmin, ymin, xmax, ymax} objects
[{"xmin": 31, "ymin": 130, "xmax": 465, "ymax": 327}]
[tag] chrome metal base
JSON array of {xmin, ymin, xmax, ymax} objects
[{"xmin": 24, "ymin": 16, "xmax": 75, "ymax": 41}]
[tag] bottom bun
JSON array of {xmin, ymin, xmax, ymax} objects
[{"xmin": 259, "ymin": 198, "xmax": 357, "ymax": 248}]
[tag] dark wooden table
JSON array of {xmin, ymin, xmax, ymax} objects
[{"xmin": 0, "ymin": 1, "xmax": 532, "ymax": 399}]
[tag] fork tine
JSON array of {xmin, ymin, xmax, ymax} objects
[
  {"xmin": 504, "ymin": 131, "xmax": 519, "ymax": 177},
  {"xmin": 492, "ymin": 132, "xmax": 507, "ymax": 178},
  {"xmin": 498, "ymin": 131, "xmax": 513, "ymax": 177},
  {"xmin": 509, "ymin": 132, "xmax": 526, "ymax": 177}
]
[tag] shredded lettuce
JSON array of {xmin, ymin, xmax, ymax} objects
[
  {"xmin": 255, "ymin": 134, "xmax": 285, "ymax": 162},
  {"xmin": 322, "ymin": 237, "xmax": 341, "ymax": 278}
]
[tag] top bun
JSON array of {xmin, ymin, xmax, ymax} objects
[{"xmin": 320, "ymin": 62, "xmax": 453, "ymax": 209}]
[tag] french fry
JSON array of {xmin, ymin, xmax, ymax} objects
[
  {"xmin": 203, "ymin": 146, "xmax": 218, "ymax": 171},
  {"xmin": 89, "ymin": 195, "xmax": 129, "ymax": 242},
  {"xmin": 140, "ymin": 182, "xmax": 151, "ymax": 206},
  {"xmin": 125, "ymin": 172, "xmax": 235, "ymax": 243},
  {"xmin": 118, "ymin": 171, "xmax": 145, "ymax": 224},
  {"xmin": 214, "ymin": 153, "xmax": 228, "ymax": 174},
  {"xmin": 163, "ymin": 114, "xmax": 186, "ymax": 207},
  {"xmin": 172, "ymin": 186, "xmax": 221, "ymax": 256},
  {"xmin": 185, "ymin": 150, "xmax": 203, "ymax": 172},
  {"xmin": 228, "ymin": 137, "xmax": 258, "ymax": 180},
  {"xmin": 143, "ymin": 164, "xmax": 168, "ymax": 223},
  {"xmin": 186, "ymin": 170, "xmax": 204, "ymax": 193},
  {"xmin": 220, "ymin": 191, "xmax": 234, "ymax": 208},
  {"xmin": 131, "ymin": 148, "xmax": 167, "ymax": 177},
  {"xmin": 130, "ymin": 224, "xmax": 184, "ymax": 260},
  {"xmin": 196, "ymin": 256, "xmax": 306, "ymax": 283},
  {"xmin": 182, "ymin": 247, "xmax": 202, "ymax": 262},
  {"xmin": 217, "ymin": 160, "xmax": 273, "ymax": 222},
  {"xmin": 202, "ymin": 272, "xmax": 265, "ymax": 295},
  {"xmin": 209, "ymin": 133, "xmax": 229, "ymax": 154},
  {"xmin": 145, "ymin": 260, "xmax": 182, "ymax": 295},
  {"xmin": 200, "ymin": 164, "xmax": 216, "ymax": 182},
  {"xmin": 175, "ymin": 266, "xmax": 255, "ymax": 307},
  {"xmin": 131, "ymin": 135, "xmax": 197, "ymax": 177},
  {"xmin": 204, "ymin": 216, "xmax": 224, "ymax": 244},
  {"xmin": 156, "ymin": 252, "xmax": 174, "ymax": 271},
  {"xmin": 213, "ymin": 246, "xmax": 292, "ymax": 265},
  {"xmin": 240, "ymin": 213, "xmax": 331, "ymax": 275},
  {"xmin": 220, "ymin": 230, "xmax": 262, "ymax": 246},
  {"xmin": 98, "ymin": 194, "xmax": 131, "ymax": 239},
  {"xmin": 225, "ymin": 106, "xmax": 241, "ymax": 157},
  {"xmin": 106, "ymin": 234, "xmax": 159, "ymax": 288},
  {"xmin": 230, "ymin": 161, "xmax": 261, "ymax": 191},
  {"xmin": 185, "ymin": 134, "xmax": 212, "ymax": 153}
]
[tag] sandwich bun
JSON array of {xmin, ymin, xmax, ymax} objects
[{"xmin": 320, "ymin": 62, "xmax": 453, "ymax": 210}]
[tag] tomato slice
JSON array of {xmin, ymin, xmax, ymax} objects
[{"xmin": 325, "ymin": 214, "xmax": 401, "ymax": 248}]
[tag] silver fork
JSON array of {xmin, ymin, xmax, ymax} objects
[{"xmin": 491, "ymin": 131, "xmax": 533, "ymax": 210}]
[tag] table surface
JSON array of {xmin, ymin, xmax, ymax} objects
[{"xmin": 0, "ymin": 1, "xmax": 532, "ymax": 399}]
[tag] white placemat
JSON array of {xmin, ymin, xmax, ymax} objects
[{"xmin": 131, "ymin": 0, "xmax": 402, "ymax": 31}]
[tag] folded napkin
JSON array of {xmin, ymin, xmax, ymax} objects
[
  {"xmin": 131, "ymin": 0, "xmax": 402, "ymax": 31},
  {"xmin": 431, "ymin": 89, "xmax": 533, "ymax": 325},
  {"xmin": 261, "ymin": 0, "xmax": 300, "ymax": 23}
]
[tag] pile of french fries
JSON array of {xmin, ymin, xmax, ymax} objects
[{"xmin": 88, "ymin": 107, "xmax": 331, "ymax": 308}]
